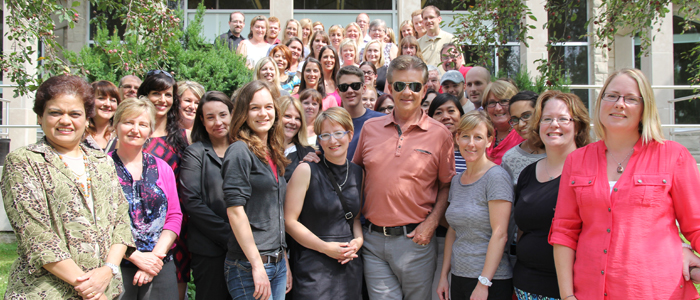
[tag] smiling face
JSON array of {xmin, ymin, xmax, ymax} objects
[
  {"xmin": 313, "ymin": 24, "xmax": 324, "ymax": 32},
  {"xmin": 356, "ymin": 14, "xmax": 370, "ymax": 32},
  {"xmin": 179, "ymin": 89, "xmax": 200, "ymax": 124},
  {"xmin": 599, "ymin": 74, "xmax": 643, "ymax": 135},
  {"xmin": 147, "ymin": 87, "xmax": 174, "ymax": 119},
  {"xmin": 302, "ymin": 25, "xmax": 311, "ymax": 40},
  {"xmin": 341, "ymin": 45, "xmax": 356, "ymax": 65},
  {"xmin": 319, "ymin": 119, "xmax": 352, "ymax": 158},
  {"xmin": 267, "ymin": 21, "xmax": 280, "ymax": 40},
  {"xmin": 246, "ymin": 89, "xmax": 276, "ymax": 140},
  {"xmin": 272, "ymin": 50, "xmax": 288, "ymax": 71},
  {"xmin": 338, "ymin": 75, "xmax": 365, "ymax": 108},
  {"xmin": 389, "ymin": 69, "xmax": 426, "ymax": 115},
  {"xmin": 201, "ymin": 101, "xmax": 231, "ymax": 141},
  {"xmin": 288, "ymin": 40, "xmax": 303, "ymax": 62},
  {"xmin": 422, "ymin": 8, "xmax": 442, "ymax": 34},
  {"xmin": 442, "ymin": 81, "xmax": 465, "ymax": 100},
  {"xmin": 485, "ymin": 93, "xmax": 510, "ymax": 128},
  {"xmin": 360, "ymin": 65, "xmax": 376, "ymax": 85},
  {"xmin": 285, "ymin": 22, "xmax": 298, "ymax": 39},
  {"xmin": 426, "ymin": 70, "xmax": 440, "ymax": 92},
  {"xmin": 412, "ymin": 14, "xmax": 426, "ymax": 36},
  {"xmin": 421, "ymin": 93, "xmax": 436, "ymax": 113},
  {"xmin": 320, "ymin": 49, "xmax": 336, "ymax": 74},
  {"xmin": 377, "ymin": 98, "xmax": 395, "ymax": 114},
  {"xmin": 465, "ymin": 69, "xmax": 489, "ymax": 106},
  {"xmin": 401, "ymin": 24, "xmax": 415, "ymax": 38},
  {"xmin": 282, "ymin": 104, "xmax": 302, "ymax": 142},
  {"xmin": 402, "ymin": 44, "xmax": 417, "ymax": 56},
  {"xmin": 441, "ymin": 46, "xmax": 463, "ymax": 71},
  {"xmin": 259, "ymin": 61, "xmax": 276, "ymax": 83},
  {"xmin": 370, "ymin": 26, "xmax": 386, "ymax": 41},
  {"xmin": 303, "ymin": 63, "xmax": 321, "ymax": 88},
  {"xmin": 539, "ymin": 98, "xmax": 576, "ymax": 150},
  {"xmin": 509, "ymin": 100, "xmax": 535, "ymax": 139},
  {"xmin": 252, "ymin": 20, "xmax": 267, "ymax": 41},
  {"xmin": 38, "ymin": 94, "xmax": 88, "ymax": 154},
  {"xmin": 365, "ymin": 43, "xmax": 381, "ymax": 65},
  {"xmin": 456, "ymin": 122, "xmax": 492, "ymax": 162},
  {"xmin": 119, "ymin": 77, "xmax": 140, "ymax": 99},
  {"xmin": 312, "ymin": 36, "xmax": 328, "ymax": 58},
  {"xmin": 115, "ymin": 110, "xmax": 152, "ymax": 148},
  {"xmin": 93, "ymin": 93, "xmax": 118, "ymax": 122},
  {"xmin": 330, "ymin": 31, "xmax": 343, "ymax": 48},
  {"xmin": 362, "ymin": 89, "xmax": 377, "ymax": 110},
  {"xmin": 229, "ymin": 13, "xmax": 245, "ymax": 35},
  {"xmin": 432, "ymin": 101, "xmax": 461, "ymax": 133},
  {"xmin": 346, "ymin": 25, "xmax": 360, "ymax": 41},
  {"xmin": 301, "ymin": 96, "xmax": 320, "ymax": 122}
]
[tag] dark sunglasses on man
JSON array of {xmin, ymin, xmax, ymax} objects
[
  {"xmin": 338, "ymin": 82, "xmax": 363, "ymax": 92},
  {"xmin": 392, "ymin": 81, "xmax": 423, "ymax": 93}
]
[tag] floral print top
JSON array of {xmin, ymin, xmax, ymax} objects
[{"xmin": 1, "ymin": 138, "xmax": 134, "ymax": 299}]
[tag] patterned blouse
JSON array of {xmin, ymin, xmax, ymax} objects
[{"xmin": 1, "ymin": 138, "xmax": 134, "ymax": 299}]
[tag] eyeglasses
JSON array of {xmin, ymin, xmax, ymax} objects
[
  {"xmin": 509, "ymin": 111, "xmax": 533, "ymax": 126},
  {"xmin": 363, "ymin": 71, "xmax": 375, "ymax": 76},
  {"xmin": 601, "ymin": 92, "xmax": 641, "ymax": 105},
  {"xmin": 379, "ymin": 105, "xmax": 394, "ymax": 113},
  {"xmin": 392, "ymin": 81, "xmax": 423, "ymax": 93},
  {"xmin": 338, "ymin": 82, "xmax": 363, "ymax": 92},
  {"xmin": 146, "ymin": 70, "xmax": 173, "ymax": 79},
  {"xmin": 541, "ymin": 117, "xmax": 574, "ymax": 125},
  {"xmin": 318, "ymin": 130, "xmax": 351, "ymax": 141},
  {"xmin": 486, "ymin": 99, "xmax": 509, "ymax": 108}
]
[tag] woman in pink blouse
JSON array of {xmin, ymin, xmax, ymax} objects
[{"xmin": 549, "ymin": 68, "xmax": 700, "ymax": 299}]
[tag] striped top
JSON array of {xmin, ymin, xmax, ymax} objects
[{"xmin": 455, "ymin": 149, "xmax": 466, "ymax": 173}]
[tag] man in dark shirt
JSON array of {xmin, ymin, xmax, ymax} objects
[
  {"xmin": 336, "ymin": 66, "xmax": 385, "ymax": 160},
  {"xmin": 215, "ymin": 11, "xmax": 245, "ymax": 51}
]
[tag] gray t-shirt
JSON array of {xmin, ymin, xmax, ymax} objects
[
  {"xmin": 445, "ymin": 165, "xmax": 513, "ymax": 279},
  {"xmin": 501, "ymin": 142, "xmax": 547, "ymax": 186}
]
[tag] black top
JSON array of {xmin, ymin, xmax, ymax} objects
[
  {"xmin": 513, "ymin": 160, "xmax": 560, "ymax": 297},
  {"xmin": 376, "ymin": 66, "xmax": 388, "ymax": 93},
  {"xmin": 216, "ymin": 30, "xmax": 245, "ymax": 51},
  {"xmin": 284, "ymin": 143, "xmax": 315, "ymax": 182},
  {"xmin": 179, "ymin": 141, "xmax": 232, "ymax": 257},
  {"xmin": 222, "ymin": 141, "xmax": 286, "ymax": 260}
]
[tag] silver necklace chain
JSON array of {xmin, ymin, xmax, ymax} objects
[
  {"xmin": 608, "ymin": 149, "xmax": 634, "ymax": 174},
  {"xmin": 323, "ymin": 157, "xmax": 349, "ymax": 190}
]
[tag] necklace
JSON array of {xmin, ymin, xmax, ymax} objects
[
  {"xmin": 55, "ymin": 149, "xmax": 92, "ymax": 197},
  {"xmin": 494, "ymin": 127, "xmax": 512, "ymax": 148},
  {"xmin": 608, "ymin": 148, "xmax": 634, "ymax": 174},
  {"xmin": 543, "ymin": 158, "xmax": 555, "ymax": 180},
  {"xmin": 323, "ymin": 156, "xmax": 349, "ymax": 190}
]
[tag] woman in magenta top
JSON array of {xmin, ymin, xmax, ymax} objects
[
  {"xmin": 482, "ymin": 80, "xmax": 525, "ymax": 165},
  {"xmin": 549, "ymin": 68, "xmax": 700, "ymax": 300}
]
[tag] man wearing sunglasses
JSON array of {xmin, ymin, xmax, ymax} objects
[
  {"xmin": 352, "ymin": 55, "xmax": 455, "ymax": 300},
  {"xmin": 336, "ymin": 66, "xmax": 385, "ymax": 160}
]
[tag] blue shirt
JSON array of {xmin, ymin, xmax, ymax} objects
[{"xmin": 348, "ymin": 109, "xmax": 385, "ymax": 160}]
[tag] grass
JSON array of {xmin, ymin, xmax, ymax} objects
[{"xmin": 0, "ymin": 242, "xmax": 18, "ymax": 297}]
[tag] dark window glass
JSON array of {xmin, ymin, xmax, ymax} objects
[
  {"xmin": 549, "ymin": 45, "xmax": 589, "ymax": 107},
  {"xmin": 423, "ymin": 0, "xmax": 475, "ymax": 11},
  {"xmin": 672, "ymin": 16, "xmax": 700, "ymax": 124},
  {"xmin": 89, "ymin": 3, "xmax": 127, "ymax": 40},
  {"xmin": 294, "ymin": 0, "xmax": 390, "ymax": 9},
  {"xmin": 547, "ymin": 0, "xmax": 587, "ymax": 42},
  {"xmin": 462, "ymin": 45, "xmax": 520, "ymax": 79},
  {"xmin": 194, "ymin": 0, "xmax": 270, "ymax": 9}
]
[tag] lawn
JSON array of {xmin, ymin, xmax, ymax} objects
[{"xmin": 0, "ymin": 242, "xmax": 17, "ymax": 297}]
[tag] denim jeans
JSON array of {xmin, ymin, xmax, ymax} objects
[{"xmin": 224, "ymin": 258, "xmax": 287, "ymax": 300}]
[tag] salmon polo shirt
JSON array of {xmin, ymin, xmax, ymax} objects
[
  {"xmin": 549, "ymin": 139, "xmax": 700, "ymax": 300},
  {"xmin": 352, "ymin": 111, "xmax": 455, "ymax": 227}
]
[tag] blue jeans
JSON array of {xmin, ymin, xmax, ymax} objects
[{"xmin": 224, "ymin": 258, "xmax": 286, "ymax": 300}]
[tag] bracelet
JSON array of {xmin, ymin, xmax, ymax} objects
[
  {"xmin": 683, "ymin": 243, "xmax": 693, "ymax": 250},
  {"xmin": 563, "ymin": 295, "xmax": 576, "ymax": 300}
]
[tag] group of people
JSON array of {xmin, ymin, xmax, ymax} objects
[{"xmin": 3, "ymin": 6, "xmax": 700, "ymax": 300}]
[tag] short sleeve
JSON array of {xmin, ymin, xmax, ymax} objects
[
  {"xmin": 548, "ymin": 155, "xmax": 582, "ymax": 250},
  {"xmin": 486, "ymin": 167, "xmax": 513, "ymax": 203},
  {"xmin": 1, "ymin": 151, "xmax": 71, "ymax": 274},
  {"xmin": 222, "ymin": 142, "xmax": 253, "ymax": 207}
]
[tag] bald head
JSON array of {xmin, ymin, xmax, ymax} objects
[
  {"xmin": 464, "ymin": 66, "xmax": 491, "ymax": 107},
  {"xmin": 119, "ymin": 75, "xmax": 142, "ymax": 99}
]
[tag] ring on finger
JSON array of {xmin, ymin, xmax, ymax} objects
[{"xmin": 88, "ymin": 292, "xmax": 95, "ymax": 297}]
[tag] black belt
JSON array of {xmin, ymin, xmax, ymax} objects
[
  {"xmin": 366, "ymin": 222, "xmax": 419, "ymax": 236},
  {"xmin": 260, "ymin": 253, "xmax": 284, "ymax": 264}
]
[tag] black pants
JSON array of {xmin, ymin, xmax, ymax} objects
[
  {"xmin": 120, "ymin": 260, "xmax": 179, "ymax": 300},
  {"xmin": 191, "ymin": 253, "xmax": 231, "ymax": 300},
  {"xmin": 451, "ymin": 274, "xmax": 513, "ymax": 300}
]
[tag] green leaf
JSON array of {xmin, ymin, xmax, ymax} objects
[
  {"xmin": 529, "ymin": 15, "xmax": 537, "ymax": 21},
  {"xmin": 571, "ymin": 13, "xmax": 577, "ymax": 22}
]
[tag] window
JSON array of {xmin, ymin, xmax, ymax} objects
[
  {"xmin": 547, "ymin": 0, "xmax": 589, "ymax": 107},
  {"xmin": 671, "ymin": 16, "xmax": 700, "ymax": 124},
  {"xmin": 190, "ymin": 0, "xmax": 270, "ymax": 9},
  {"xmin": 89, "ymin": 3, "xmax": 127, "ymax": 40},
  {"xmin": 294, "ymin": 0, "xmax": 390, "ymax": 9}
]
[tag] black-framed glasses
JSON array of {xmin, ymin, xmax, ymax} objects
[
  {"xmin": 146, "ymin": 69, "xmax": 173, "ymax": 79},
  {"xmin": 509, "ymin": 111, "xmax": 533, "ymax": 126},
  {"xmin": 486, "ymin": 99, "xmax": 510, "ymax": 108},
  {"xmin": 541, "ymin": 117, "xmax": 574, "ymax": 125},
  {"xmin": 601, "ymin": 92, "xmax": 641, "ymax": 105},
  {"xmin": 318, "ymin": 130, "xmax": 351, "ymax": 141},
  {"xmin": 379, "ymin": 105, "xmax": 394, "ymax": 113},
  {"xmin": 363, "ymin": 71, "xmax": 375, "ymax": 76},
  {"xmin": 392, "ymin": 81, "xmax": 423, "ymax": 93},
  {"xmin": 338, "ymin": 82, "xmax": 363, "ymax": 92}
]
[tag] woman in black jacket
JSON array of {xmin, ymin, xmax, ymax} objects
[{"xmin": 179, "ymin": 91, "xmax": 234, "ymax": 300}]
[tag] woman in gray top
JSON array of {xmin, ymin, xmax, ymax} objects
[
  {"xmin": 501, "ymin": 91, "xmax": 547, "ymax": 186},
  {"xmin": 437, "ymin": 111, "xmax": 513, "ymax": 300},
  {"xmin": 221, "ymin": 80, "xmax": 291, "ymax": 300}
]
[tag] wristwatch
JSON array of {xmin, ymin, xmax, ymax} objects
[
  {"xmin": 104, "ymin": 262, "xmax": 119, "ymax": 276},
  {"xmin": 478, "ymin": 276, "xmax": 493, "ymax": 287}
]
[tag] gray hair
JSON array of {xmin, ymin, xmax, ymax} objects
[
  {"xmin": 369, "ymin": 19, "xmax": 386, "ymax": 32},
  {"xmin": 427, "ymin": 65, "xmax": 438, "ymax": 72}
]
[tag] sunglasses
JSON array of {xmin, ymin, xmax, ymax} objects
[
  {"xmin": 146, "ymin": 69, "xmax": 173, "ymax": 79},
  {"xmin": 392, "ymin": 81, "xmax": 423, "ymax": 93},
  {"xmin": 338, "ymin": 82, "xmax": 363, "ymax": 92}
]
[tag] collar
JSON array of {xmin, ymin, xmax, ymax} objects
[
  {"xmin": 227, "ymin": 30, "xmax": 243, "ymax": 39},
  {"xmin": 29, "ymin": 137, "xmax": 107, "ymax": 159},
  {"xmin": 382, "ymin": 109, "xmax": 431, "ymax": 131},
  {"xmin": 598, "ymin": 136, "xmax": 644, "ymax": 154}
]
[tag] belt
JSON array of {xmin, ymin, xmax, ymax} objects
[
  {"xmin": 260, "ymin": 250, "xmax": 284, "ymax": 264},
  {"xmin": 366, "ymin": 222, "xmax": 419, "ymax": 237}
]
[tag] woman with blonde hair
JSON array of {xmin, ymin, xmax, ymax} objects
[
  {"xmin": 550, "ymin": 68, "xmax": 700, "ymax": 299},
  {"xmin": 279, "ymin": 96, "xmax": 315, "ymax": 181},
  {"xmin": 313, "ymin": 21, "xmax": 324, "ymax": 32},
  {"xmin": 283, "ymin": 19, "xmax": 302, "ymax": 44},
  {"xmin": 385, "ymin": 27, "xmax": 396, "ymax": 44},
  {"xmin": 481, "ymin": 80, "xmax": 523, "ymax": 165},
  {"xmin": 344, "ymin": 22, "xmax": 364, "ymax": 50},
  {"xmin": 363, "ymin": 40, "xmax": 388, "ymax": 93},
  {"xmin": 300, "ymin": 18, "xmax": 313, "ymax": 56},
  {"xmin": 176, "ymin": 80, "xmax": 205, "ymax": 132},
  {"xmin": 237, "ymin": 15, "xmax": 271, "ymax": 69},
  {"xmin": 254, "ymin": 57, "xmax": 288, "ymax": 98},
  {"xmin": 399, "ymin": 19, "xmax": 417, "ymax": 44},
  {"xmin": 339, "ymin": 39, "xmax": 359, "ymax": 67},
  {"xmin": 329, "ymin": 25, "xmax": 345, "ymax": 52}
]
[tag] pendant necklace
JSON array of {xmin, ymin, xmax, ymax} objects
[
  {"xmin": 543, "ymin": 158, "xmax": 555, "ymax": 180},
  {"xmin": 55, "ymin": 149, "xmax": 92, "ymax": 197},
  {"xmin": 324, "ymin": 157, "xmax": 349, "ymax": 190},
  {"xmin": 608, "ymin": 149, "xmax": 634, "ymax": 174}
]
